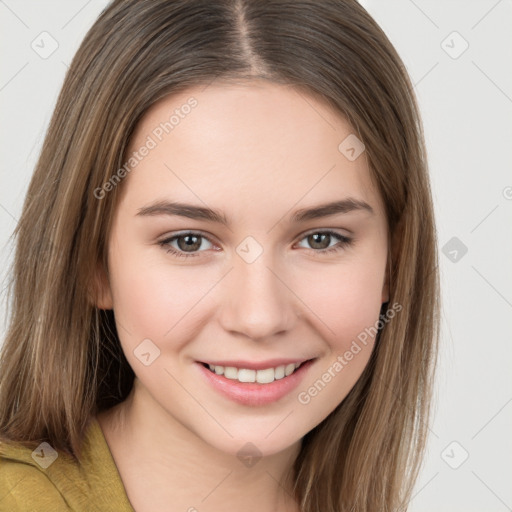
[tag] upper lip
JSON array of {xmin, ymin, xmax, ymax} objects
[{"xmin": 199, "ymin": 358, "xmax": 313, "ymax": 370}]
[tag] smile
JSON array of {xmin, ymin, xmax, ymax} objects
[
  {"xmin": 204, "ymin": 362, "xmax": 303, "ymax": 384},
  {"xmin": 196, "ymin": 358, "xmax": 316, "ymax": 406}
]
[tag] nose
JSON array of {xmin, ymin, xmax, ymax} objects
[{"xmin": 217, "ymin": 251, "xmax": 298, "ymax": 341}]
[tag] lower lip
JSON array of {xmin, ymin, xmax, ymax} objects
[{"xmin": 196, "ymin": 360, "xmax": 315, "ymax": 406}]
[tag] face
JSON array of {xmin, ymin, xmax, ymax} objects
[{"xmin": 97, "ymin": 79, "xmax": 389, "ymax": 457}]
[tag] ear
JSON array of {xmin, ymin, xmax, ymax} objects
[{"xmin": 89, "ymin": 261, "xmax": 113, "ymax": 310}]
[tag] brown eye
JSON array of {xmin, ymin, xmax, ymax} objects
[
  {"xmin": 297, "ymin": 230, "xmax": 353, "ymax": 254},
  {"xmin": 159, "ymin": 232, "xmax": 215, "ymax": 258},
  {"xmin": 176, "ymin": 234, "xmax": 202, "ymax": 252},
  {"xmin": 307, "ymin": 233, "xmax": 331, "ymax": 249}
]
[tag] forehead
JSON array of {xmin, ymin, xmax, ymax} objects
[{"xmin": 120, "ymin": 80, "xmax": 385, "ymax": 223}]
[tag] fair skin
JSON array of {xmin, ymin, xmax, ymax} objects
[{"xmin": 96, "ymin": 79, "xmax": 389, "ymax": 512}]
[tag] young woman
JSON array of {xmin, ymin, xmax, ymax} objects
[{"xmin": 0, "ymin": 1, "xmax": 440, "ymax": 511}]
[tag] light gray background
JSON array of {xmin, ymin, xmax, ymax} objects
[{"xmin": 1, "ymin": 1, "xmax": 511, "ymax": 510}]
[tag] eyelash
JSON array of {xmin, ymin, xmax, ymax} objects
[{"xmin": 158, "ymin": 230, "xmax": 353, "ymax": 259}]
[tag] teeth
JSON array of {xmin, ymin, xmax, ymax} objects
[
  {"xmin": 205, "ymin": 362, "xmax": 304, "ymax": 384},
  {"xmin": 256, "ymin": 368, "xmax": 274, "ymax": 384},
  {"xmin": 238, "ymin": 368, "xmax": 256, "ymax": 382},
  {"xmin": 274, "ymin": 365, "xmax": 285, "ymax": 380},
  {"xmin": 224, "ymin": 366, "xmax": 238, "ymax": 379},
  {"xmin": 285, "ymin": 363, "xmax": 296, "ymax": 376}
]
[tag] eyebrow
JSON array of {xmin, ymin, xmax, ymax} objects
[{"xmin": 136, "ymin": 198, "xmax": 374, "ymax": 226}]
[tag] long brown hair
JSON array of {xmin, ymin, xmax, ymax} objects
[{"xmin": 0, "ymin": 1, "xmax": 440, "ymax": 510}]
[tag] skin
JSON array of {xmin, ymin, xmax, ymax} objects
[{"xmin": 96, "ymin": 79, "xmax": 389, "ymax": 512}]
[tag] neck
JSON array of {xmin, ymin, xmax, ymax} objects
[{"xmin": 98, "ymin": 378, "xmax": 301, "ymax": 512}]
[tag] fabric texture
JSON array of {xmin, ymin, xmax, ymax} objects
[{"xmin": 0, "ymin": 416, "xmax": 134, "ymax": 511}]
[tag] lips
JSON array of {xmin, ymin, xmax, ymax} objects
[
  {"xmin": 196, "ymin": 358, "xmax": 316, "ymax": 406},
  {"xmin": 200, "ymin": 358, "xmax": 309, "ymax": 371}
]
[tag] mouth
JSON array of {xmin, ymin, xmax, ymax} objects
[
  {"xmin": 196, "ymin": 358, "xmax": 316, "ymax": 406},
  {"xmin": 200, "ymin": 360, "xmax": 310, "ymax": 384}
]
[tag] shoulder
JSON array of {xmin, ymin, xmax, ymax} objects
[
  {"xmin": 0, "ymin": 416, "xmax": 135, "ymax": 512},
  {"xmin": 0, "ymin": 445, "xmax": 70, "ymax": 511}
]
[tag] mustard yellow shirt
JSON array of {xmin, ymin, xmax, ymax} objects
[{"xmin": 0, "ymin": 416, "xmax": 135, "ymax": 511}]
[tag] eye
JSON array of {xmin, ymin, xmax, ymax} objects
[
  {"xmin": 296, "ymin": 230, "xmax": 353, "ymax": 254},
  {"xmin": 158, "ymin": 232, "xmax": 215, "ymax": 258},
  {"xmin": 159, "ymin": 229, "xmax": 353, "ymax": 259}
]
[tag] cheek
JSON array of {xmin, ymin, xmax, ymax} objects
[
  {"xmin": 108, "ymin": 249, "xmax": 219, "ymax": 348},
  {"xmin": 292, "ymin": 260, "xmax": 385, "ymax": 421},
  {"xmin": 296, "ymin": 257, "xmax": 385, "ymax": 351}
]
